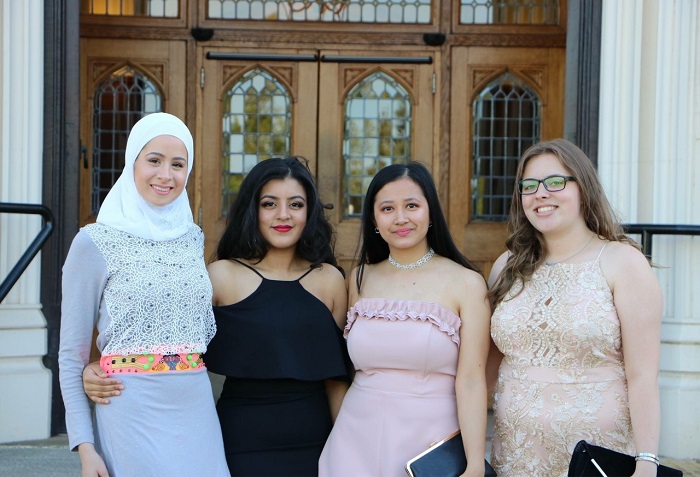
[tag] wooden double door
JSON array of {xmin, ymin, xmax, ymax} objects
[{"xmin": 80, "ymin": 38, "xmax": 564, "ymax": 274}]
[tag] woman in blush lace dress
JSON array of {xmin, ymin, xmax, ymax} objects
[
  {"xmin": 487, "ymin": 139, "xmax": 663, "ymax": 477},
  {"xmin": 319, "ymin": 162, "xmax": 491, "ymax": 477}
]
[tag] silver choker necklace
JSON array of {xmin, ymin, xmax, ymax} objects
[{"xmin": 388, "ymin": 248, "xmax": 435, "ymax": 270}]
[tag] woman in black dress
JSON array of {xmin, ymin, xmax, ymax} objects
[{"xmin": 204, "ymin": 156, "xmax": 350, "ymax": 476}]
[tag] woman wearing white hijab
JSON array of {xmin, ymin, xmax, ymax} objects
[{"xmin": 59, "ymin": 113, "xmax": 230, "ymax": 476}]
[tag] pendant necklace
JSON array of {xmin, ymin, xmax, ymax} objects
[
  {"xmin": 388, "ymin": 248, "xmax": 435, "ymax": 270},
  {"xmin": 545, "ymin": 234, "xmax": 594, "ymax": 265}
]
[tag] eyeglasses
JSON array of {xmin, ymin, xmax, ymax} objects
[{"xmin": 518, "ymin": 175, "xmax": 577, "ymax": 195}]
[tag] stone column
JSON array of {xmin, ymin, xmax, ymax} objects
[
  {"xmin": 0, "ymin": 0, "xmax": 52, "ymax": 442},
  {"xmin": 599, "ymin": 0, "xmax": 700, "ymax": 459}
]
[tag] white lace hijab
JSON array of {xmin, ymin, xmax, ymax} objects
[{"xmin": 96, "ymin": 112, "xmax": 196, "ymax": 241}]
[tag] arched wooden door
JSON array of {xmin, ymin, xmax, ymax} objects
[
  {"xmin": 197, "ymin": 47, "xmax": 438, "ymax": 271},
  {"xmin": 78, "ymin": 0, "xmax": 567, "ymax": 277},
  {"xmin": 79, "ymin": 38, "xmax": 187, "ymax": 226},
  {"xmin": 449, "ymin": 46, "xmax": 565, "ymax": 276}
]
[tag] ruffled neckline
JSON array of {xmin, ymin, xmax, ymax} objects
[{"xmin": 345, "ymin": 298, "xmax": 461, "ymax": 346}]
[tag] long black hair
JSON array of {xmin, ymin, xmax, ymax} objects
[
  {"xmin": 355, "ymin": 162, "xmax": 480, "ymax": 292},
  {"xmin": 213, "ymin": 156, "xmax": 339, "ymax": 270}
]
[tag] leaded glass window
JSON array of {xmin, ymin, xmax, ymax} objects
[
  {"xmin": 91, "ymin": 66, "xmax": 162, "ymax": 214},
  {"xmin": 460, "ymin": 0, "xmax": 559, "ymax": 25},
  {"xmin": 222, "ymin": 68, "xmax": 292, "ymax": 215},
  {"xmin": 471, "ymin": 72, "xmax": 540, "ymax": 221},
  {"xmin": 208, "ymin": 0, "xmax": 432, "ymax": 24},
  {"xmin": 343, "ymin": 71, "xmax": 412, "ymax": 217},
  {"xmin": 81, "ymin": 0, "xmax": 179, "ymax": 17}
]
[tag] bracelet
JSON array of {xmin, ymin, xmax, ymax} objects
[{"xmin": 635, "ymin": 452, "xmax": 660, "ymax": 466}]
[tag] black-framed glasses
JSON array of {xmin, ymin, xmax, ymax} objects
[{"xmin": 518, "ymin": 175, "xmax": 577, "ymax": 195}]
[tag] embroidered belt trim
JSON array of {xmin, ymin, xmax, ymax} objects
[{"xmin": 100, "ymin": 352, "xmax": 205, "ymax": 374}]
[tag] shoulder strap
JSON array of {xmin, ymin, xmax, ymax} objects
[
  {"xmin": 595, "ymin": 241, "xmax": 609, "ymax": 261},
  {"xmin": 231, "ymin": 259, "xmax": 265, "ymax": 279},
  {"xmin": 297, "ymin": 265, "xmax": 316, "ymax": 281}
]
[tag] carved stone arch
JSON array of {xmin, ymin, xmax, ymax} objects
[
  {"xmin": 341, "ymin": 66, "xmax": 416, "ymax": 106},
  {"xmin": 221, "ymin": 64, "xmax": 247, "ymax": 89},
  {"xmin": 341, "ymin": 66, "xmax": 368, "ymax": 94},
  {"xmin": 90, "ymin": 60, "xmax": 122, "ymax": 84},
  {"xmin": 470, "ymin": 67, "xmax": 545, "ymax": 104},
  {"xmin": 512, "ymin": 66, "xmax": 545, "ymax": 91},
  {"xmin": 133, "ymin": 61, "xmax": 167, "ymax": 95},
  {"xmin": 470, "ymin": 66, "xmax": 505, "ymax": 95},
  {"xmin": 91, "ymin": 61, "xmax": 167, "ymax": 101},
  {"xmin": 221, "ymin": 65, "xmax": 295, "ymax": 103}
]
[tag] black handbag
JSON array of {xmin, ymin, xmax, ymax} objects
[
  {"xmin": 405, "ymin": 430, "xmax": 497, "ymax": 477},
  {"xmin": 568, "ymin": 440, "xmax": 683, "ymax": 477}
]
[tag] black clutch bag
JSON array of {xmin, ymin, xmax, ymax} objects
[
  {"xmin": 405, "ymin": 430, "xmax": 497, "ymax": 477},
  {"xmin": 568, "ymin": 440, "xmax": 683, "ymax": 477}
]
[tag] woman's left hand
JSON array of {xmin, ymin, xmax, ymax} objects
[{"xmin": 82, "ymin": 361, "xmax": 123, "ymax": 404}]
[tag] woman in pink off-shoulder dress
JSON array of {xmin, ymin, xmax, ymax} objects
[
  {"xmin": 487, "ymin": 139, "xmax": 663, "ymax": 477},
  {"xmin": 319, "ymin": 162, "xmax": 491, "ymax": 477}
]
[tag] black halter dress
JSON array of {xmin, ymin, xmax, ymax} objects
[{"xmin": 204, "ymin": 260, "xmax": 351, "ymax": 477}]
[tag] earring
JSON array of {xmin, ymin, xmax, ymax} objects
[
  {"xmin": 429, "ymin": 223, "xmax": 433, "ymax": 228},
  {"xmin": 374, "ymin": 227, "xmax": 380, "ymax": 234}
]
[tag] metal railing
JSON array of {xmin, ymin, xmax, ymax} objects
[
  {"xmin": 0, "ymin": 203, "xmax": 55, "ymax": 303},
  {"xmin": 0, "ymin": 206, "xmax": 696, "ymax": 302},
  {"xmin": 623, "ymin": 224, "xmax": 700, "ymax": 257}
]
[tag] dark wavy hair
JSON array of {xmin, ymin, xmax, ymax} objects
[
  {"xmin": 213, "ymin": 156, "xmax": 339, "ymax": 270},
  {"xmin": 355, "ymin": 162, "xmax": 481, "ymax": 292},
  {"xmin": 488, "ymin": 138, "xmax": 639, "ymax": 306}
]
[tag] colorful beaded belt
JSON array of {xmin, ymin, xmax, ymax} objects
[{"xmin": 100, "ymin": 352, "xmax": 205, "ymax": 374}]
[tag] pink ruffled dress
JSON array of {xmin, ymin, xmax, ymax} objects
[{"xmin": 319, "ymin": 298, "xmax": 462, "ymax": 477}]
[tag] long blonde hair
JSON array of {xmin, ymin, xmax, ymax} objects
[{"xmin": 488, "ymin": 138, "xmax": 638, "ymax": 306}]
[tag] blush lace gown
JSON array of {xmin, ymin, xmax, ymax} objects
[{"xmin": 490, "ymin": 250, "xmax": 636, "ymax": 477}]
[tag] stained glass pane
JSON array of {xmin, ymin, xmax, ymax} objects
[
  {"xmin": 91, "ymin": 66, "xmax": 162, "ymax": 214},
  {"xmin": 343, "ymin": 72, "xmax": 412, "ymax": 217},
  {"xmin": 81, "ymin": 0, "xmax": 179, "ymax": 17},
  {"xmin": 471, "ymin": 72, "xmax": 540, "ymax": 221},
  {"xmin": 460, "ymin": 0, "xmax": 559, "ymax": 25},
  {"xmin": 222, "ymin": 69, "xmax": 292, "ymax": 215},
  {"xmin": 208, "ymin": 0, "xmax": 432, "ymax": 24}
]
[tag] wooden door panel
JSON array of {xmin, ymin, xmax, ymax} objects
[
  {"xmin": 79, "ymin": 38, "xmax": 186, "ymax": 226},
  {"xmin": 316, "ymin": 55, "xmax": 437, "ymax": 273},
  {"xmin": 449, "ymin": 46, "xmax": 565, "ymax": 275},
  {"xmin": 197, "ymin": 48, "xmax": 319, "ymax": 257},
  {"xmin": 464, "ymin": 224, "xmax": 510, "ymax": 280},
  {"xmin": 197, "ymin": 48, "xmax": 437, "ymax": 271}
]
